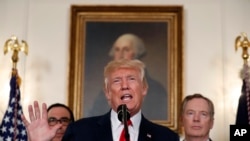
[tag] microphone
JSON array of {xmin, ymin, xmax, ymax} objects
[
  {"xmin": 117, "ymin": 104, "xmax": 130, "ymax": 123},
  {"xmin": 117, "ymin": 104, "xmax": 130, "ymax": 141}
]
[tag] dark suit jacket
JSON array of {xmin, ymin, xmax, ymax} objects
[{"xmin": 62, "ymin": 112, "xmax": 179, "ymax": 141}]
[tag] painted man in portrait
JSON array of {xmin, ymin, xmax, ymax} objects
[{"xmin": 89, "ymin": 33, "xmax": 167, "ymax": 120}]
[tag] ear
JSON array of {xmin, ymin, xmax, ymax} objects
[
  {"xmin": 210, "ymin": 118, "xmax": 214, "ymax": 129},
  {"xmin": 142, "ymin": 84, "xmax": 148, "ymax": 96},
  {"xmin": 179, "ymin": 115, "xmax": 184, "ymax": 127},
  {"xmin": 104, "ymin": 87, "xmax": 111, "ymax": 101}
]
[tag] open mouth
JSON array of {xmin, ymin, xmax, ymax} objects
[{"xmin": 121, "ymin": 94, "xmax": 133, "ymax": 101}]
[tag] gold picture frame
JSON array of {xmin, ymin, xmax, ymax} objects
[{"xmin": 68, "ymin": 5, "xmax": 183, "ymax": 133}]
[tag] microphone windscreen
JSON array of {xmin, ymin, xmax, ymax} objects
[{"xmin": 117, "ymin": 104, "xmax": 130, "ymax": 122}]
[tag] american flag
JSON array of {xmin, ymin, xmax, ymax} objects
[
  {"xmin": 0, "ymin": 69, "xmax": 28, "ymax": 141},
  {"xmin": 236, "ymin": 64, "xmax": 250, "ymax": 124}
]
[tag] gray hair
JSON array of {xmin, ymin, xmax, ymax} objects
[
  {"xmin": 109, "ymin": 33, "xmax": 146, "ymax": 59},
  {"xmin": 180, "ymin": 93, "xmax": 215, "ymax": 118}
]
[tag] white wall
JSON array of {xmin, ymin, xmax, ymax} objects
[{"xmin": 0, "ymin": 0, "xmax": 250, "ymax": 140}]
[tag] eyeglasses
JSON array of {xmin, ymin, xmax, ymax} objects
[{"xmin": 48, "ymin": 117, "xmax": 71, "ymax": 126}]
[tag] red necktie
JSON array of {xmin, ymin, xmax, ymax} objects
[{"xmin": 119, "ymin": 120, "xmax": 132, "ymax": 141}]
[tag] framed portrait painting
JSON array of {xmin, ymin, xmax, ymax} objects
[{"xmin": 68, "ymin": 5, "xmax": 183, "ymax": 133}]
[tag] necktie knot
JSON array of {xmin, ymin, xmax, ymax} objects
[{"xmin": 126, "ymin": 120, "xmax": 132, "ymax": 126}]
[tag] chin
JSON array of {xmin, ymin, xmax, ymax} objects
[{"xmin": 52, "ymin": 137, "xmax": 63, "ymax": 141}]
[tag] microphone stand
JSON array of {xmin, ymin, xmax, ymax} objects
[
  {"xmin": 118, "ymin": 104, "xmax": 130, "ymax": 141},
  {"xmin": 123, "ymin": 107, "xmax": 130, "ymax": 141}
]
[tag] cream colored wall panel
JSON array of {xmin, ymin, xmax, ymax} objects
[{"xmin": 1, "ymin": 1, "xmax": 250, "ymax": 140}]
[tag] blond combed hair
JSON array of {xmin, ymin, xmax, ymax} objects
[{"xmin": 103, "ymin": 59, "xmax": 148, "ymax": 91}]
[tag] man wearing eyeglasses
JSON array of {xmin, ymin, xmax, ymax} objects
[{"xmin": 47, "ymin": 103, "xmax": 75, "ymax": 141}]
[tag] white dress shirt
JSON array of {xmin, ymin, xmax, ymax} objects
[
  {"xmin": 183, "ymin": 139, "xmax": 211, "ymax": 141},
  {"xmin": 111, "ymin": 109, "xmax": 141, "ymax": 141}
]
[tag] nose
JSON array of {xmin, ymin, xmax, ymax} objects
[
  {"xmin": 121, "ymin": 49, "xmax": 126, "ymax": 55},
  {"xmin": 121, "ymin": 79, "xmax": 129, "ymax": 90},
  {"xmin": 193, "ymin": 113, "xmax": 200, "ymax": 122}
]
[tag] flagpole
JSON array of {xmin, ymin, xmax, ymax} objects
[
  {"xmin": 0, "ymin": 35, "xmax": 28, "ymax": 140},
  {"xmin": 235, "ymin": 32, "xmax": 250, "ymax": 124}
]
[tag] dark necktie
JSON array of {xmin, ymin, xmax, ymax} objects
[{"xmin": 119, "ymin": 120, "xmax": 132, "ymax": 141}]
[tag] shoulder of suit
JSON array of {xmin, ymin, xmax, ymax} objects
[
  {"xmin": 73, "ymin": 114, "xmax": 107, "ymax": 124},
  {"xmin": 141, "ymin": 116, "xmax": 178, "ymax": 134}
]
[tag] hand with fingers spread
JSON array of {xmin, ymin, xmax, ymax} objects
[{"xmin": 21, "ymin": 101, "xmax": 62, "ymax": 141}]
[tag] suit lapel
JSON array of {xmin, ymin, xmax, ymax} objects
[
  {"xmin": 138, "ymin": 116, "xmax": 153, "ymax": 141},
  {"xmin": 95, "ymin": 112, "xmax": 113, "ymax": 141}
]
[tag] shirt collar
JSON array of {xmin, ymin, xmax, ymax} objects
[
  {"xmin": 183, "ymin": 138, "xmax": 211, "ymax": 141},
  {"xmin": 111, "ymin": 109, "xmax": 141, "ymax": 130}
]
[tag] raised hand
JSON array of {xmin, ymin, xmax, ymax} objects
[{"xmin": 21, "ymin": 101, "xmax": 62, "ymax": 141}]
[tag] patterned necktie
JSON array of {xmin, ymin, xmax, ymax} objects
[{"xmin": 119, "ymin": 120, "xmax": 132, "ymax": 141}]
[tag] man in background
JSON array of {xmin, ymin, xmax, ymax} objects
[
  {"xmin": 21, "ymin": 102, "xmax": 74, "ymax": 141},
  {"xmin": 180, "ymin": 93, "xmax": 214, "ymax": 141},
  {"xmin": 47, "ymin": 103, "xmax": 75, "ymax": 141}
]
